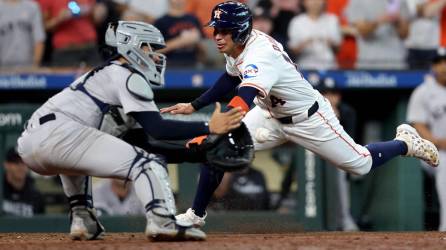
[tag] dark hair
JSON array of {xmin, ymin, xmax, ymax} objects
[
  {"xmin": 99, "ymin": 44, "xmax": 119, "ymax": 61},
  {"xmin": 99, "ymin": 21, "xmax": 120, "ymax": 61},
  {"xmin": 5, "ymin": 147, "xmax": 22, "ymax": 163}
]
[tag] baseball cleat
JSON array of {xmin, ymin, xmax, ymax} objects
[
  {"xmin": 175, "ymin": 208, "xmax": 207, "ymax": 228},
  {"xmin": 395, "ymin": 124, "xmax": 439, "ymax": 167},
  {"xmin": 69, "ymin": 207, "xmax": 105, "ymax": 240},
  {"xmin": 145, "ymin": 215, "xmax": 206, "ymax": 241}
]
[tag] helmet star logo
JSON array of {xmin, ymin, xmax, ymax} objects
[{"xmin": 214, "ymin": 9, "xmax": 222, "ymax": 19}]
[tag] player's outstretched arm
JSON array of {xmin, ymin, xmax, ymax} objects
[
  {"xmin": 161, "ymin": 73, "xmax": 241, "ymax": 115},
  {"xmin": 131, "ymin": 103, "xmax": 244, "ymax": 140},
  {"xmin": 160, "ymin": 102, "xmax": 196, "ymax": 114}
]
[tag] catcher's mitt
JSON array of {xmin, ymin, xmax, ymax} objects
[{"xmin": 201, "ymin": 122, "xmax": 255, "ymax": 172}]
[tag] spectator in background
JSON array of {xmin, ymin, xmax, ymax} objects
[
  {"xmin": 405, "ymin": 0, "xmax": 446, "ymax": 69},
  {"xmin": 37, "ymin": 0, "xmax": 103, "ymax": 67},
  {"xmin": 423, "ymin": 0, "xmax": 446, "ymax": 47},
  {"xmin": 288, "ymin": 0, "xmax": 341, "ymax": 70},
  {"xmin": 407, "ymin": 48, "xmax": 446, "ymax": 231},
  {"xmin": 252, "ymin": 6, "xmax": 274, "ymax": 35},
  {"xmin": 211, "ymin": 165, "xmax": 270, "ymax": 211},
  {"xmin": 185, "ymin": 0, "xmax": 248, "ymax": 39},
  {"xmin": 257, "ymin": 0, "xmax": 301, "ymax": 47},
  {"xmin": 184, "ymin": 0, "xmax": 231, "ymax": 67},
  {"xmin": 0, "ymin": 0, "xmax": 45, "ymax": 69},
  {"xmin": 93, "ymin": 178, "xmax": 144, "ymax": 216},
  {"xmin": 326, "ymin": 0, "xmax": 358, "ymax": 69},
  {"xmin": 2, "ymin": 147, "xmax": 45, "ymax": 217},
  {"xmin": 154, "ymin": 0, "xmax": 204, "ymax": 68},
  {"xmin": 123, "ymin": 0, "xmax": 168, "ymax": 23},
  {"xmin": 345, "ymin": 0, "xmax": 410, "ymax": 69}
]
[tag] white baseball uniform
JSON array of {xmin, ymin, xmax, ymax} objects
[
  {"xmin": 17, "ymin": 61, "xmax": 176, "ymax": 215},
  {"xmin": 225, "ymin": 29, "xmax": 372, "ymax": 175},
  {"xmin": 407, "ymin": 76, "xmax": 446, "ymax": 231}
]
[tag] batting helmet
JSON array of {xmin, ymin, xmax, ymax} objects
[
  {"xmin": 206, "ymin": 1, "xmax": 253, "ymax": 44},
  {"xmin": 105, "ymin": 21, "xmax": 167, "ymax": 86}
]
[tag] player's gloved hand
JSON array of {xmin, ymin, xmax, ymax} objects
[
  {"xmin": 206, "ymin": 122, "xmax": 255, "ymax": 172},
  {"xmin": 160, "ymin": 102, "xmax": 196, "ymax": 115},
  {"xmin": 187, "ymin": 123, "xmax": 255, "ymax": 172},
  {"xmin": 208, "ymin": 102, "xmax": 245, "ymax": 134}
]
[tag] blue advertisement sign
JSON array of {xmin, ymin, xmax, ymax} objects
[{"xmin": 0, "ymin": 70, "xmax": 430, "ymax": 90}]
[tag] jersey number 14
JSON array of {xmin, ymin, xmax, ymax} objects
[{"xmin": 270, "ymin": 95, "xmax": 286, "ymax": 107}]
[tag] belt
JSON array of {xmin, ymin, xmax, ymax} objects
[
  {"xmin": 39, "ymin": 113, "xmax": 56, "ymax": 125},
  {"xmin": 277, "ymin": 101, "xmax": 319, "ymax": 124}
]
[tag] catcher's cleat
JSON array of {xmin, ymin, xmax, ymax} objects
[
  {"xmin": 175, "ymin": 208, "xmax": 207, "ymax": 228},
  {"xmin": 69, "ymin": 207, "xmax": 105, "ymax": 240},
  {"xmin": 145, "ymin": 213, "xmax": 206, "ymax": 241},
  {"xmin": 395, "ymin": 124, "xmax": 439, "ymax": 167}
]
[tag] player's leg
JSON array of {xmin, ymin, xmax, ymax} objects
[
  {"xmin": 175, "ymin": 162, "xmax": 223, "ymax": 227},
  {"xmin": 59, "ymin": 175, "xmax": 105, "ymax": 240},
  {"xmin": 436, "ymin": 152, "xmax": 446, "ymax": 231},
  {"xmin": 176, "ymin": 106, "xmax": 287, "ymax": 226},
  {"xmin": 60, "ymin": 125, "xmax": 206, "ymax": 240},
  {"xmin": 282, "ymin": 100, "xmax": 372, "ymax": 175},
  {"xmin": 285, "ymin": 97, "xmax": 438, "ymax": 175}
]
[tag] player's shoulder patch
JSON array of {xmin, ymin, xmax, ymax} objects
[
  {"xmin": 126, "ymin": 73, "xmax": 154, "ymax": 101},
  {"xmin": 242, "ymin": 64, "xmax": 259, "ymax": 79}
]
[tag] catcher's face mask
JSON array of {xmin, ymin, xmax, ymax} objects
[{"xmin": 105, "ymin": 21, "xmax": 167, "ymax": 86}]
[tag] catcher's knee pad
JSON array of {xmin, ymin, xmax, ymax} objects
[{"xmin": 129, "ymin": 147, "xmax": 176, "ymax": 216}]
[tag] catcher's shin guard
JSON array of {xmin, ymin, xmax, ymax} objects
[{"xmin": 129, "ymin": 147, "xmax": 205, "ymax": 241}]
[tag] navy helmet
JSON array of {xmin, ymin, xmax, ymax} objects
[{"xmin": 206, "ymin": 1, "xmax": 253, "ymax": 44}]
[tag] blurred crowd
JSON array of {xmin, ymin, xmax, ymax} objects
[{"xmin": 1, "ymin": 0, "xmax": 445, "ymax": 70}]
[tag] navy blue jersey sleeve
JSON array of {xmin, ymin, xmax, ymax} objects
[
  {"xmin": 225, "ymin": 85, "xmax": 259, "ymax": 112},
  {"xmin": 191, "ymin": 72, "xmax": 241, "ymax": 110},
  {"xmin": 237, "ymin": 86, "xmax": 258, "ymax": 108},
  {"xmin": 130, "ymin": 111, "xmax": 209, "ymax": 140}
]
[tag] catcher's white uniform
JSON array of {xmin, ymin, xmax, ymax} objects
[
  {"xmin": 17, "ymin": 61, "xmax": 179, "ymax": 236},
  {"xmin": 17, "ymin": 20, "xmax": 208, "ymax": 241},
  {"xmin": 17, "ymin": 61, "xmax": 168, "ymax": 194},
  {"xmin": 226, "ymin": 30, "xmax": 372, "ymax": 175}
]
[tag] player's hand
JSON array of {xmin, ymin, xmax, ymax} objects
[
  {"xmin": 209, "ymin": 102, "xmax": 245, "ymax": 134},
  {"xmin": 160, "ymin": 103, "xmax": 195, "ymax": 115}
]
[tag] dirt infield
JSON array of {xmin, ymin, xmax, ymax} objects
[{"xmin": 0, "ymin": 232, "xmax": 445, "ymax": 250}]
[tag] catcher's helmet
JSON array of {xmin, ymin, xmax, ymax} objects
[
  {"xmin": 206, "ymin": 1, "xmax": 253, "ymax": 44},
  {"xmin": 105, "ymin": 21, "xmax": 167, "ymax": 86}
]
